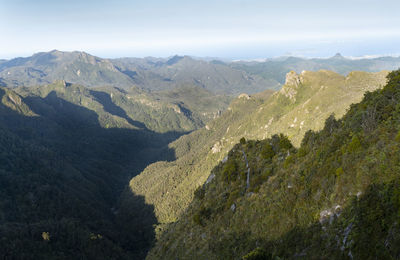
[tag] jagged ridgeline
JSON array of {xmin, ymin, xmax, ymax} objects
[
  {"xmin": 3, "ymin": 50, "xmax": 400, "ymax": 94},
  {"xmin": 0, "ymin": 50, "xmax": 273, "ymax": 94},
  {"xmin": 126, "ymin": 70, "xmax": 388, "ymax": 234},
  {"xmin": 149, "ymin": 70, "xmax": 400, "ymax": 259}
]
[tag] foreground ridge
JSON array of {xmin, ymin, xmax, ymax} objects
[{"xmin": 149, "ymin": 70, "xmax": 400, "ymax": 259}]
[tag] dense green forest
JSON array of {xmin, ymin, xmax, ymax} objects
[
  {"xmin": 0, "ymin": 84, "xmax": 183, "ymax": 259},
  {"xmin": 149, "ymin": 70, "xmax": 400, "ymax": 259}
]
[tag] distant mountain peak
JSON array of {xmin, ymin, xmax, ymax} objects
[
  {"xmin": 332, "ymin": 53, "xmax": 345, "ymax": 59},
  {"xmin": 166, "ymin": 55, "xmax": 185, "ymax": 65},
  {"xmin": 165, "ymin": 55, "xmax": 194, "ymax": 66}
]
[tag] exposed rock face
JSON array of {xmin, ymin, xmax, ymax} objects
[
  {"xmin": 7, "ymin": 94, "xmax": 21, "ymax": 105},
  {"xmin": 211, "ymin": 141, "xmax": 222, "ymax": 153},
  {"xmin": 284, "ymin": 71, "xmax": 303, "ymax": 87},
  {"xmin": 279, "ymin": 71, "xmax": 303, "ymax": 102}
]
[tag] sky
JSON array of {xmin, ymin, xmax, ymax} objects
[{"xmin": 1, "ymin": 0, "xmax": 400, "ymax": 59}]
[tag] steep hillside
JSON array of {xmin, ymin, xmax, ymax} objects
[
  {"xmin": 227, "ymin": 70, "xmax": 389, "ymax": 146},
  {"xmin": 0, "ymin": 84, "xmax": 186, "ymax": 259},
  {"xmin": 0, "ymin": 80, "xmax": 229, "ymax": 259},
  {"xmin": 149, "ymin": 70, "xmax": 400, "ymax": 259},
  {"xmin": 124, "ymin": 70, "xmax": 388, "ymax": 238}
]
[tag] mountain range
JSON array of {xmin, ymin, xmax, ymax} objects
[
  {"xmin": 2, "ymin": 50, "xmax": 400, "ymax": 94},
  {"xmin": 0, "ymin": 50, "xmax": 271, "ymax": 94},
  {"xmin": 0, "ymin": 50, "xmax": 399, "ymax": 259}
]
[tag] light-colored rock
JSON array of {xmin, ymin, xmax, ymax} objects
[
  {"xmin": 205, "ymin": 173, "xmax": 215, "ymax": 184},
  {"xmin": 285, "ymin": 71, "xmax": 303, "ymax": 87},
  {"xmin": 211, "ymin": 141, "xmax": 222, "ymax": 153},
  {"xmin": 238, "ymin": 93, "xmax": 250, "ymax": 100},
  {"xmin": 8, "ymin": 94, "xmax": 21, "ymax": 106},
  {"xmin": 319, "ymin": 204, "xmax": 342, "ymax": 225},
  {"xmin": 173, "ymin": 106, "xmax": 181, "ymax": 114}
]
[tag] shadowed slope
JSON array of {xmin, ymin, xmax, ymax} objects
[{"xmin": 0, "ymin": 87, "xmax": 179, "ymax": 259}]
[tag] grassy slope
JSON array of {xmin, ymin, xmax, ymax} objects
[
  {"xmin": 233, "ymin": 70, "xmax": 389, "ymax": 146},
  {"xmin": 126, "ymin": 70, "xmax": 388, "ymax": 237},
  {"xmin": 149, "ymin": 70, "xmax": 400, "ymax": 259}
]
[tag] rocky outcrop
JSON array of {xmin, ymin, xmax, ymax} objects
[
  {"xmin": 284, "ymin": 71, "xmax": 303, "ymax": 87},
  {"xmin": 238, "ymin": 93, "xmax": 250, "ymax": 100},
  {"xmin": 278, "ymin": 71, "xmax": 303, "ymax": 101}
]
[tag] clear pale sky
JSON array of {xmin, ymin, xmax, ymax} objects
[{"xmin": 1, "ymin": 0, "xmax": 399, "ymax": 59}]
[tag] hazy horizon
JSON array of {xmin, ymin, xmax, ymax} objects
[
  {"xmin": 1, "ymin": 0, "xmax": 400, "ymax": 59},
  {"xmin": 3, "ymin": 49, "xmax": 400, "ymax": 62}
]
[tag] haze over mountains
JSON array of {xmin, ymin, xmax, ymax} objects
[
  {"xmin": 1, "ymin": 50, "xmax": 400, "ymax": 93},
  {"xmin": 2, "ymin": 0, "xmax": 400, "ymax": 259},
  {"xmin": 0, "ymin": 50, "xmax": 400, "ymax": 259},
  {"xmin": 0, "ymin": 50, "xmax": 270, "ymax": 94}
]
